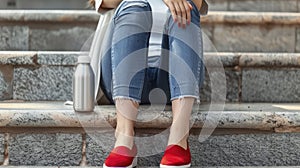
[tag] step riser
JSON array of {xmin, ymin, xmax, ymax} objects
[
  {"xmin": 1, "ymin": 133, "xmax": 300, "ymax": 166},
  {"xmin": 0, "ymin": 0, "xmax": 299, "ymax": 12},
  {"xmin": 2, "ymin": 52, "xmax": 300, "ymax": 102},
  {"xmin": 0, "ymin": 11, "xmax": 299, "ymax": 53},
  {"xmin": 209, "ymin": 0, "xmax": 300, "ymax": 12}
]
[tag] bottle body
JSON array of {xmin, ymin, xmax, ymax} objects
[{"xmin": 73, "ymin": 63, "xmax": 95, "ymax": 112}]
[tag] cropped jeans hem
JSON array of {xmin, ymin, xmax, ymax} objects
[
  {"xmin": 170, "ymin": 95, "xmax": 200, "ymax": 104},
  {"xmin": 113, "ymin": 96, "xmax": 141, "ymax": 104}
]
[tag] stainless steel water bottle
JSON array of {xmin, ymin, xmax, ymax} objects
[{"xmin": 73, "ymin": 55, "xmax": 95, "ymax": 112}]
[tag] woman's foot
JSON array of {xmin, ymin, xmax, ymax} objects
[
  {"xmin": 160, "ymin": 141, "xmax": 191, "ymax": 167},
  {"xmin": 103, "ymin": 123, "xmax": 137, "ymax": 167},
  {"xmin": 103, "ymin": 144, "xmax": 137, "ymax": 168},
  {"xmin": 103, "ymin": 99, "xmax": 138, "ymax": 167},
  {"xmin": 161, "ymin": 98, "xmax": 194, "ymax": 167}
]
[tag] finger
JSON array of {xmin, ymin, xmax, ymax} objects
[
  {"xmin": 173, "ymin": 2, "xmax": 182, "ymax": 27},
  {"xmin": 188, "ymin": 2, "xmax": 193, "ymax": 9},
  {"xmin": 168, "ymin": 2, "xmax": 178, "ymax": 23},
  {"xmin": 179, "ymin": 1, "xmax": 187, "ymax": 28},
  {"xmin": 184, "ymin": 1, "xmax": 191, "ymax": 25}
]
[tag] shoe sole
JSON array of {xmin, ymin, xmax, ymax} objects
[
  {"xmin": 103, "ymin": 157, "xmax": 137, "ymax": 168},
  {"xmin": 160, "ymin": 163, "xmax": 191, "ymax": 168}
]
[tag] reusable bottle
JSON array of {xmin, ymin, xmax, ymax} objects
[{"xmin": 73, "ymin": 55, "xmax": 95, "ymax": 112}]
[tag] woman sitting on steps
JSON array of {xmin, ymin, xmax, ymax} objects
[{"xmin": 89, "ymin": 0, "xmax": 208, "ymax": 167}]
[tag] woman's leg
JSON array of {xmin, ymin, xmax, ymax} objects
[
  {"xmin": 100, "ymin": 1, "xmax": 152, "ymax": 149},
  {"xmin": 162, "ymin": 0, "xmax": 205, "ymax": 148}
]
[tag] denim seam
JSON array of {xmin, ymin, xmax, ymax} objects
[
  {"xmin": 111, "ymin": 32, "xmax": 117, "ymax": 99},
  {"xmin": 196, "ymin": 17, "xmax": 203, "ymax": 103},
  {"xmin": 170, "ymin": 95, "xmax": 200, "ymax": 104}
]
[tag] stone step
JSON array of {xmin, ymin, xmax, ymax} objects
[
  {"xmin": 0, "ymin": 0, "xmax": 90, "ymax": 10},
  {"xmin": 0, "ymin": 167, "xmax": 299, "ymax": 168},
  {"xmin": 208, "ymin": 0, "xmax": 300, "ymax": 12},
  {"xmin": 0, "ymin": 10, "xmax": 299, "ymax": 52},
  {"xmin": 1, "ymin": 102, "xmax": 300, "ymax": 166},
  {"xmin": 1, "ymin": 51, "xmax": 300, "ymax": 102},
  {"xmin": 0, "ymin": 0, "xmax": 299, "ymax": 13}
]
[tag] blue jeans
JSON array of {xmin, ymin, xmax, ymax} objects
[{"xmin": 100, "ymin": 0, "xmax": 205, "ymax": 105}]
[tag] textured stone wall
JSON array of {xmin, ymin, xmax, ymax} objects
[
  {"xmin": 242, "ymin": 69, "xmax": 300, "ymax": 102},
  {"xmin": 207, "ymin": 0, "xmax": 300, "ymax": 12},
  {"xmin": 1, "ymin": 0, "xmax": 299, "ymax": 12},
  {"xmin": 86, "ymin": 133, "xmax": 300, "ymax": 166},
  {"xmin": 210, "ymin": 25, "xmax": 296, "ymax": 53},
  {"xmin": 2, "ymin": 52, "xmax": 300, "ymax": 102},
  {"xmin": 0, "ymin": 11, "xmax": 299, "ymax": 53},
  {"xmin": 0, "ymin": 25, "xmax": 95, "ymax": 51},
  {"xmin": 9, "ymin": 134, "xmax": 82, "ymax": 166},
  {"xmin": 0, "ymin": 132, "xmax": 300, "ymax": 166},
  {"xmin": 0, "ymin": 52, "xmax": 77, "ymax": 101},
  {"xmin": 1, "ymin": 132, "xmax": 300, "ymax": 166},
  {"xmin": 0, "ymin": 134, "xmax": 4, "ymax": 164},
  {"xmin": 1, "ymin": 101, "xmax": 300, "ymax": 166},
  {"xmin": 0, "ymin": 65, "xmax": 13, "ymax": 100}
]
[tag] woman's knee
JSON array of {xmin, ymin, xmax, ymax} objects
[
  {"xmin": 115, "ymin": 1, "xmax": 152, "ymax": 18},
  {"xmin": 114, "ymin": 1, "xmax": 152, "ymax": 30}
]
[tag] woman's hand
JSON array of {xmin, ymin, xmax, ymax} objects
[{"xmin": 163, "ymin": 0, "xmax": 193, "ymax": 28}]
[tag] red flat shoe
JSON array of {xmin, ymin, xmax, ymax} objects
[
  {"xmin": 160, "ymin": 143, "xmax": 191, "ymax": 168},
  {"xmin": 103, "ymin": 144, "xmax": 137, "ymax": 168}
]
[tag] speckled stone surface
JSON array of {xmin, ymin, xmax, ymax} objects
[
  {"xmin": 206, "ymin": 0, "xmax": 300, "ymax": 12},
  {"xmin": 0, "ymin": 51, "xmax": 36, "ymax": 65},
  {"xmin": 0, "ymin": 134, "xmax": 4, "ymax": 163},
  {"xmin": 228, "ymin": 0, "xmax": 298, "ymax": 12},
  {"xmin": 37, "ymin": 52, "xmax": 79, "ymax": 65},
  {"xmin": 0, "ymin": 10, "xmax": 300, "ymax": 24},
  {"xmin": 86, "ymin": 132, "xmax": 300, "ymax": 166},
  {"xmin": 0, "ymin": 69, "xmax": 9, "ymax": 101},
  {"xmin": 2, "ymin": 102, "xmax": 300, "ymax": 132},
  {"xmin": 0, "ymin": 11, "xmax": 300, "ymax": 52},
  {"xmin": 86, "ymin": 131, "xmax": 115, "ymax": 166},
  {"xmin": 30, "ymin": 27, "xmax": 95, "ymax": 51},
  {"xmin": 213, "ymin": 25, "xmax": 296, "ymax": 52},
  {"xmin": 242, "ymin": 69, "xmax": 300, "ymax": 102},
  {"xmin": 0, "ymin": 10, "xmax": 100, "ymax": 22},
  {"xmin": 204, "ymin": 52, "xmax": 240, "ymax": 67},
  {"xmin": 0, "ymin": 26, "xmax": 29, "ymax": 51},
  {"xmin": 190, "ymin": 133, "xmax": 300, "ymax": 166},
  {"xmin": 240, "ymin": 53, "xmax": 300, "ymax": 67},
  {"xmin": 9, "ymin": 134, "xmax": 82, "ymax": 166},
  {"xmin": 296, "ymin": 28, "xmax": 300, "ymax": 52},
  {"xmin": 13, "ymin": 66, "xmax": 74, "ymax": 101},
  {"xmin": 201, "ymin": 12, "xmax": 300, "ymax": 25},
  {"xmin": 0, "ymin": 51, "xmax": 80, "ymax": 65},
  {"xmin": 0, "ymin": 65, "xmax": 13, "ymax": 100},
  {"xmin": 207, "ymin": 0, "xmax": 228, "ymax": 11},
  {"xmin": 0, "ymin": 166, "xmax": 299, "ymax": 168},
  {"xmin": 200, "ymin": 69, "xmax": 240, "ymax": 102}
]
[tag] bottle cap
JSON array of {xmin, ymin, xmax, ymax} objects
[{"xmin": 77, "ymin": 56, "xmax": 91, "ymax": 63}]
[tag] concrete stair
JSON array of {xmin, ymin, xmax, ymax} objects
[
  {"xmin": 2, "ymin": 51, "xmax": 300, "ymax": 102},
  {"xmin": 1, "ymin": 0, "xmax": 299, "ymax": 12},
  {"xmin": 207, "ymin": 0, "xmax": 300, "ymax": 12},
  {"xmin": 0, "ymin": 10, "xmax": 299, "ymax": 53},
  {"xmin": 1, "ymin": 102, "xmax": 300, "ymax": 166}
]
